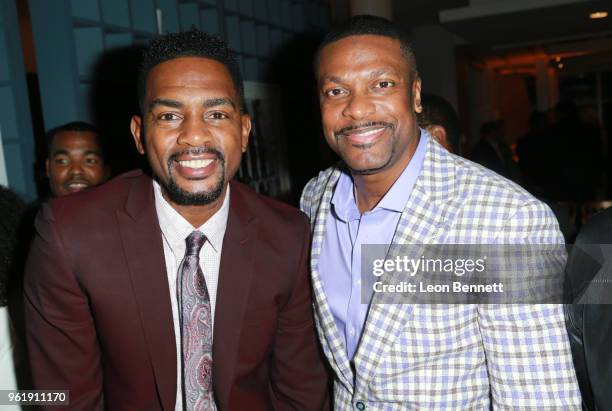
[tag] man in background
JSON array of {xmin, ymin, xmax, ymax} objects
[
  {"xmin": 45, "ymin": 121, "xmax": 110, "ymax": 197},
  {"xmin": 417, "ymin": 92, "xmax": 463, "ymax": 154}
]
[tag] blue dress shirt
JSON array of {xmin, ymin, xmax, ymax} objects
[{"xmin": 318, "ymin": 130, "xmax": 428, "ymax": 359}]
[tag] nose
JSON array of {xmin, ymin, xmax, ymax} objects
[
  {"xmin": 342, "ymin": 91, "xmax": 375, "ymax": 120},
  {"xmin": 68, "ymin": 161, "xmax": 84, "ymax": 177},
  {"xmin": 177, "ymin": 115, "xmax": 210, "ymax": 147}
]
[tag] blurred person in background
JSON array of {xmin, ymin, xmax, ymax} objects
[
  {"xmin": 45, "ymin": 121, "xmax": 110, "ymax": 197},
  {"xmin": 0, "ymin": 185, "xmax": 28, "ymax": 402},
  {"xmin": 417, "ymin": 92, "xmax": 463, "ymax": 154}
]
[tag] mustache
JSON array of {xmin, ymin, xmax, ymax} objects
[
  {"xmin": 167, "ymin": 147, "xmax": 225, "ymax": 167},
  {"xmin": 334, "ymin": 121, "xmax": 394, "ymax": 138}
]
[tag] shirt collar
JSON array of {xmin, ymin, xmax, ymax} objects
[
  {"xmin": 153, "ymin": 180, "xmax": 230, "ymax": 259},
  {"xmin": 331, "ymin": 129, "xmax": 429, "ymax": 221}
]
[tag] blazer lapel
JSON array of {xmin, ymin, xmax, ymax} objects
[
  {"xmin": 116, "ymin": 174, "xmax": 177, "ymax": 411},
  {"xmin": 212, "ymin": 181, "xmax": 257, "ymax": 409},
  {"xmin": 353, "ymin": 138, "xmax": 457, "ymax": 387},
  {"xmin": 309, "ymin": 168, "xmax": 355, "ymax": 393}
]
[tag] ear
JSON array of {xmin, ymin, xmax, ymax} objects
[
  {"xmin": 413, "ymin": 77, "xmax": 422, "ymax": 113},
  {"xmin": 428, "ymin": 125, "xmax": 451, "ymax": 152},
  {"xmin": 130, "ymin": 115, "xmax": 145, "ymax": 155},
  {"xmin": 240, "ymin": 113, "xmax": 251, "ymax": 153},
  {"xmin": 45, "ymin": 158, "xmax": 50, "ymax": 177}
]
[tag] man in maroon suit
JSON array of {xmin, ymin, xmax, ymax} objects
[{"xmin": 24, "ymin": 29, "xmax": 329, "ymax": 410}]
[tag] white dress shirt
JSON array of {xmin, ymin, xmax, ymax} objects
[{"xmin": 153, "ymin": 180, "xmax": 229, "ymax": 411}]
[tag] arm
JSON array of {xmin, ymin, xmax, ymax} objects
[
  {"xmin": 269, "ymin": 215, "xmax": 330, "ymax": 410},
  {"xmin": 479, "ymin": 200, "xmax": 582, "ymax": 410},
  {"xmin": 23, "ymin": 204, "xmax": 103, "ymax": 410}
]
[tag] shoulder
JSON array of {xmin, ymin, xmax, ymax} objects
[
  {"xmin": 455, "ymin": 155, "xmax": 536, "ymax": 205},
  {"xmin": 430, "ymin": 143, "xmax": 559, "ymax": 241},
  {"xmin": 42, "ymin": 170, "xmax": 149, "ymax": 225},
  {"xmin": 300, "ymin": 165, "xmax": 341, "ymax": 218}
]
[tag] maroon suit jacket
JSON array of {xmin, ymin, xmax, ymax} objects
[{"xmin": 24, "ymin": 170, "xmax": 329, "ymax": 410}]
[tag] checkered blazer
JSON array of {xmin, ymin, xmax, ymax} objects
[{"xmin": 300, "ymin": 136, "xmax": 581, "ymax": 410}]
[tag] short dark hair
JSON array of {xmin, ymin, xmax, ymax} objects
[
  {"xmin": 46, "ymin": 121, "xmax": 100, "ymax": 155},
  {"xmin": 314, "ymin": 15, "xmax": 418, "ymax": 79},
  {"xmin": 418, "ymin": 93, "xmax": 462, "ymax": 153},
  {"xmin": 138, "ymin": 29, "xmax": 244, "ymax": 113}
]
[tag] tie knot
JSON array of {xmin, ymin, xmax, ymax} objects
[{"xmin": 185, "ymin": 231, "xmax": 206, "ymax": 256}]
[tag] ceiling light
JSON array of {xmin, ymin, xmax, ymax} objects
[
  {"xmin": 558, "ymin": 63, "xmax": 564, "ymax": 69},
  {"xmin": 555, "ymin": 56, "xmax": 561, "ymax": 62},
  {"xmin": 590, "ymin": 11, "xmax": 608, "ymax": 19}
]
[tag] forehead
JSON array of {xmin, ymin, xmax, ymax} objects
[
  {"xmin": 145, "ymin": 56, "xmax": 237, "ymax": 98},
  {"xmin": 318, "ymin": 35, "xmax": 409, "ymax": 79},
  {"xmin": 51, "ymin": 131, "xmax": 101, "ymax": 153}
]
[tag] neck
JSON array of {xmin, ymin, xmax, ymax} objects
[
  {"xmin": 164, "ymin": 185, "xmax": 227, "ymax": 228},
  {"xmin": 352, "ymin": 173, "xmax": 396, "ymax": 214},
  {"xmin": 352, "ymin": 130, "xmax": 420, "ymax": 214}
]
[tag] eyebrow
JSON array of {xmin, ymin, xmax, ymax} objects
[
  {"xmin": 203, "ymin": 97, "xmax": 236, "ymax": 109},
  {"xmin": 320, "ymin": 68, "xmax": 398, "ymax": 85},
  {"xmin": 52, "ymin": 149, "xmax": 103, "ymax": 156},
  {"xmin": 320, "ymin": 75, "xmax": 344, "ymax": 85},
  {"xmin": 369, "ymin": 68, "xmax": 393, "ymax": 78},
  {"xmin": 148, "ymin": 97, "xmax": 236, "ymax": 111}
]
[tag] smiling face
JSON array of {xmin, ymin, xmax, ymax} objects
[
  {"xmin": 317, "ymin": 35, "xmax": 421, "ymax": 178},
  {"xmin": 46, "ymin": 130, "xmax": 109, "ymax": 197},
  {"xmin": 131, "ymin": 57, "xmax": 250, "ymax": 214}
]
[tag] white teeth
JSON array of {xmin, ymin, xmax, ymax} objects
[
  {"xmin": 350, "ymin": 127, "xmax": 384, "ymax": 137},
  {"xmin": 180, "ymin": 159, "xmax": 214, "ymax": 169}
]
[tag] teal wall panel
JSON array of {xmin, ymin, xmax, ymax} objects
[
  {"xmin": 79, "ymin": 83, "xmax": 94, "ymax": 121},
  {"xmin": 292, "ymin": 3, "xmax": 305, "ymax": 32},
  {"xmin": 29, "ymin": 0, "xmax": 81, "ymax": 128},
  {"xmin": 239, "ymin": 0, "xmax": 253, "ymax": 17},
  {"xmin": 0, "ymin": 86, "xmax": 18, "ymax": 140},
  {"xmin": 243, "ymin": 57, "xmax": 258, "ymax": 81},
  {"xmin": 254, "ymin": 0, "xmax": 267, "ymax": 21},
  {"xmin": 70, "ymin": 0, "xmax": 100, "ymax": 20},
  {"xmin": 2, "ymin": 0, "xmax": 36, "ymax": 197},
  {"xmin": 101, "ymin": 0, "xmax": 131, "ymax": 28},
  {"xmin": 225, "ymin": 15, "xmax": 241, "ymax": 51},
  {"xmin": 3, "ymin": 143, "xmax": 26, "ymax": 194},
  {"xmin": 155, "ymin": 0, "xmax": 180, "ymax": 33},
  {"xmin": 105, "ymin": 32, "xmax": 133, "ymax": 49},
  {"xmin": 74, "ymin": 27, "xmax": 104, "ymax": 77},
  {"xmin": 0, "ymin": 30, "xmax": 9, "ymax": 82},
  {"xmin": 130, "ymin": 0, "xmax": 157, "ymax": 33},
  {"xmin": 200, "ymin": 8, "xmax": 219, "ymax": 35},
  {"xmin": 255, "ymin": 24, "xmax": 269, "ymax": 57},
  {"xmin": 225, "ymin": 0, "xmax": 238, "ymax": 12},
  {"xmin": 268, "ymin": 0, "xmax": 280, "ymax": 25},
  {"xmin": 280, "ymin": 0, "xmax": 292, "ymax": 29},
  {"xmin": 241, "ymin": 20, "xmax": 256, "ymax": 54},
  {"xmin": 179, "ymin": 3, "xmax": 200, "ymax": 31}
]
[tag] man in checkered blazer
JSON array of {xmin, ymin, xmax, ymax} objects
[{"xmin": 300, "ymin": 15, "xmax": 581, "ymax": 410}]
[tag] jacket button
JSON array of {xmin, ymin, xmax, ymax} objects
[{"xmin": 355, "ymin": 401, "xmax": 366, "ymax": 410}]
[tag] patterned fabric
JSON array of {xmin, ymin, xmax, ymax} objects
[
  {"xmin": 300, "ymin": 136, "xmax": 582, "ymax": 410},
  {"xmin": 179, "ymin": 231, "xmax": 214, "ymax": 411},
  {"xmin": 154, "ymin": 181, "xmax": 228, "ymax": 411}
]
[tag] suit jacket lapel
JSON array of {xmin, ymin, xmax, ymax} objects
[
  {"xmin": 212, "ymin": 181, "xmax": 257, "ymax": 409},
  {"xmin": 353, "ymin": 138, "xmax": 457, "ymax": 387},
  {"xmin": 309, "ymin": 168, "xmax": 355, "ymax": 393},
  {"xmin": 116, "ymin": 174, "xmax": 177, "ymax": 411}
]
